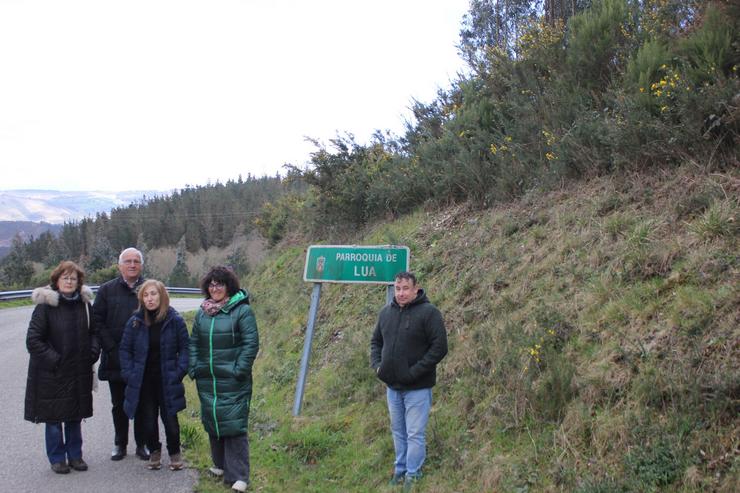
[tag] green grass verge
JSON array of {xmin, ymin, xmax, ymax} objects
[{"xmin": 179, "ymin": 167, "xmax": 739, "ymax": 492}]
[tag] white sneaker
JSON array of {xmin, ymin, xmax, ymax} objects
[
  {"xmin": 231, "ymin": 480, "xmax": 248, "ymax": 492},
  {"xmin": 208, "ymin": 467, "xmax": 224, "ymax": 477}
]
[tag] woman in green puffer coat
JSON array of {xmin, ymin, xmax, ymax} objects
[{"xmin": 189, "ymin": 266, "xmax": 259, "ymax": 493}]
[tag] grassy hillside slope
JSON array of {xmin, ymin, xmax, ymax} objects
[{"xmin": 187, "ymin": 167, "xmax": 738, "ymax": 492}]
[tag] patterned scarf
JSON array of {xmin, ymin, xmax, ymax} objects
[
  {"xmin": 201, "ymin": 297, "xmax": 228, "ymax": 316},
  {"xmin": 60, "ymin": 291, "xmax": 80, "ymax": 301}
]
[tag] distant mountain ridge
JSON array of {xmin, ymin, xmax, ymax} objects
[
  {"xmin": 0, "ymin": 221, "xmax": 64, "ymax": 259},
  {"xmin": 0, "ymin": 189, "xmax": 162, "ymax": 223},
  {"xmin": 0, "ymin": 189, "xmax": 162, "ymax": 260}
]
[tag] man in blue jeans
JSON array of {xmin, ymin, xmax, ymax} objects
[{"xmin": 370, "ymin": 272, "xmax": 448, "ymax": 490}]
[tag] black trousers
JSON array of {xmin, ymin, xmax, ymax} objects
[
  {"xmin": 109, "ymin": 380, "xmax": 153, "ymax": 448},
  {"xmin": 136, "ymin": 372, "xmax": 180, "ymax": 456}
]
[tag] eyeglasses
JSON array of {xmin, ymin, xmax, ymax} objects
[{"xmin": 209, "ymin": 282, "xmax": 225, "ymax": 289}]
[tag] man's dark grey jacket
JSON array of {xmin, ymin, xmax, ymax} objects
[
  {"xmin": 92, "ymin": 276, "xmax": 143, "ymax": 382},
  {"xmin": 370, "ymin": 289, "xmax": 448, "ymax": 391}
]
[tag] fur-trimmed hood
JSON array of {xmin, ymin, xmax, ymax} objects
[{"xmin": 31, "ymin": 285, "xmax": 94, "ymax": 306}]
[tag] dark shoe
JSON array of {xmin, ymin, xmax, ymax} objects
[
  {"xmin": 51, "ymin": 462, "xmax": 70, "ymax": 474},
  {"xmin": 389, "ymin": 472, "xmax": 405, "ymax": 485},
  {"xmin": 110, "ymin": 445, "xmax": 126, "ymax": 461},
  {"xmin": 403, "ymin": 474, "xmax": 422, "ymax": 492},
  {"xmin": 135, "ymin": 445, "xmax": 150, "ymax": 460},
  {"xmin": 69, "ymin": 458, "xmax": 88, "ymax": 471}
]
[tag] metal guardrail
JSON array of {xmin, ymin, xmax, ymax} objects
[{"xmin": 0, "ymin": 286, "xmax": 201, "ymax": 301}]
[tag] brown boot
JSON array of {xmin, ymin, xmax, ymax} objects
[
  {"xmin": 169, "ymin": 452, "xmax": 184, "ymax": 471},
  {"xmin": 147, "ymin": 449, "xmax": 162, "ymax": 470}
]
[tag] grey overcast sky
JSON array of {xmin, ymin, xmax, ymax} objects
[{"xmin": 0, "ymin": 0, "xmax": 469, "ymax": 192}]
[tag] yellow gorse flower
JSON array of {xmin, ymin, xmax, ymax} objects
[{"xmin": 542, "ymin": 129, "xmax": 556, "ymax": 146}]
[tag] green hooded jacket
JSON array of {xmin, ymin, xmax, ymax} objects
[{"xmin": 189, "ymin": 289, "xmax": 259, "ymax": 438}]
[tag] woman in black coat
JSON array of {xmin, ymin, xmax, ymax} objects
[{"xmin": 24, "ymin": 261, "xmax": 100, "ymax": 474}]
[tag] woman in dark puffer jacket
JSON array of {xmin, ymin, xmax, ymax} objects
[
  {"xmin": 24, "ymin": 261, "xmax": 100, "ymax": 474},
  {"xmin": 189, "ymin": 266, "xmax": 259, "ymax": 493},
  {"xmin": 120, "ymin": 279, "xmax": 189, "ymax": 471}
]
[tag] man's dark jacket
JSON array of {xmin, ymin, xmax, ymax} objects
[
  {"xmin": 92, "ymin": 276, "xmax": 143, "ymax": 382},
  {"xmin": 370, "ymin": 289, "xmax": 448, "ymax": 391}
]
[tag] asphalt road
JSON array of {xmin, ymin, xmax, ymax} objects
[{"xmin": 1, "ymin": 298, "xmax": 202, "ymax": 493}]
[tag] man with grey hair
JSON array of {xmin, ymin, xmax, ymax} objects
[{"xmin": 92, "ymin": 247, "xmax": 154, "ymax": 461}]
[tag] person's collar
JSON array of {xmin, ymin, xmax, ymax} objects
[
  {"xmin": 119, "ymin": 275, "xmax": 143, "ymax": 289},
  {"xmin": 60, "ymin": 291, "xmax": 80, "ymax": 301}
]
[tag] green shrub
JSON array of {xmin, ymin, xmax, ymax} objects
[
  {"xmin": 517, "ymin": 19, "xmax": 566, "ymax": 74},
  {"xmin": 29, "ymin": 266, "xmax": 54, "ymax": 288},
  {"xmin": 689, "ymin": 200, "xmax": 739, "ymax": 241},
  {"xmin": 679, "ymin": 5, "xmax": 737, "ymax": 85},
  {"xmin": 87, "ymin": 264, "xmax": 119, "ymax": 285},
  {"xmin": 566, "ymin": 0, "xmax": 631, "ymax": 91},
  {"xmin": 636, "ymin": 0, "xmax": 703, "ymax": 42},
  {"xmin": 624, "ymin": 438, "xmax": 683, "ymax": 490},
  {"xmin": 179, "ymin": 421, "xmax": 203, "ymax": 450},
  {"xmin": 625, "ymin": 38, "xmax": 673, "ymax": 112},
  {"xmin": 255, "ymin": 192, "xmax": 309, "ymax": 246}
]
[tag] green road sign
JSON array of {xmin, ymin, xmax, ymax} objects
[{"xmin": 303, "ymin": 245, "xmax": 410, "ymax": 284}]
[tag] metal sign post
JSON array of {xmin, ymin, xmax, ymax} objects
[
  {"xmin": 386, "ymin": 284, "xmax": 395, "ymax": 305},
  {"xmin": 293, "ymin": 245, "xmax": 409, "ymax": 416},
  {"xmin": 292, "ymin": 282, "xmax": 322, "ymax": 416}
]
